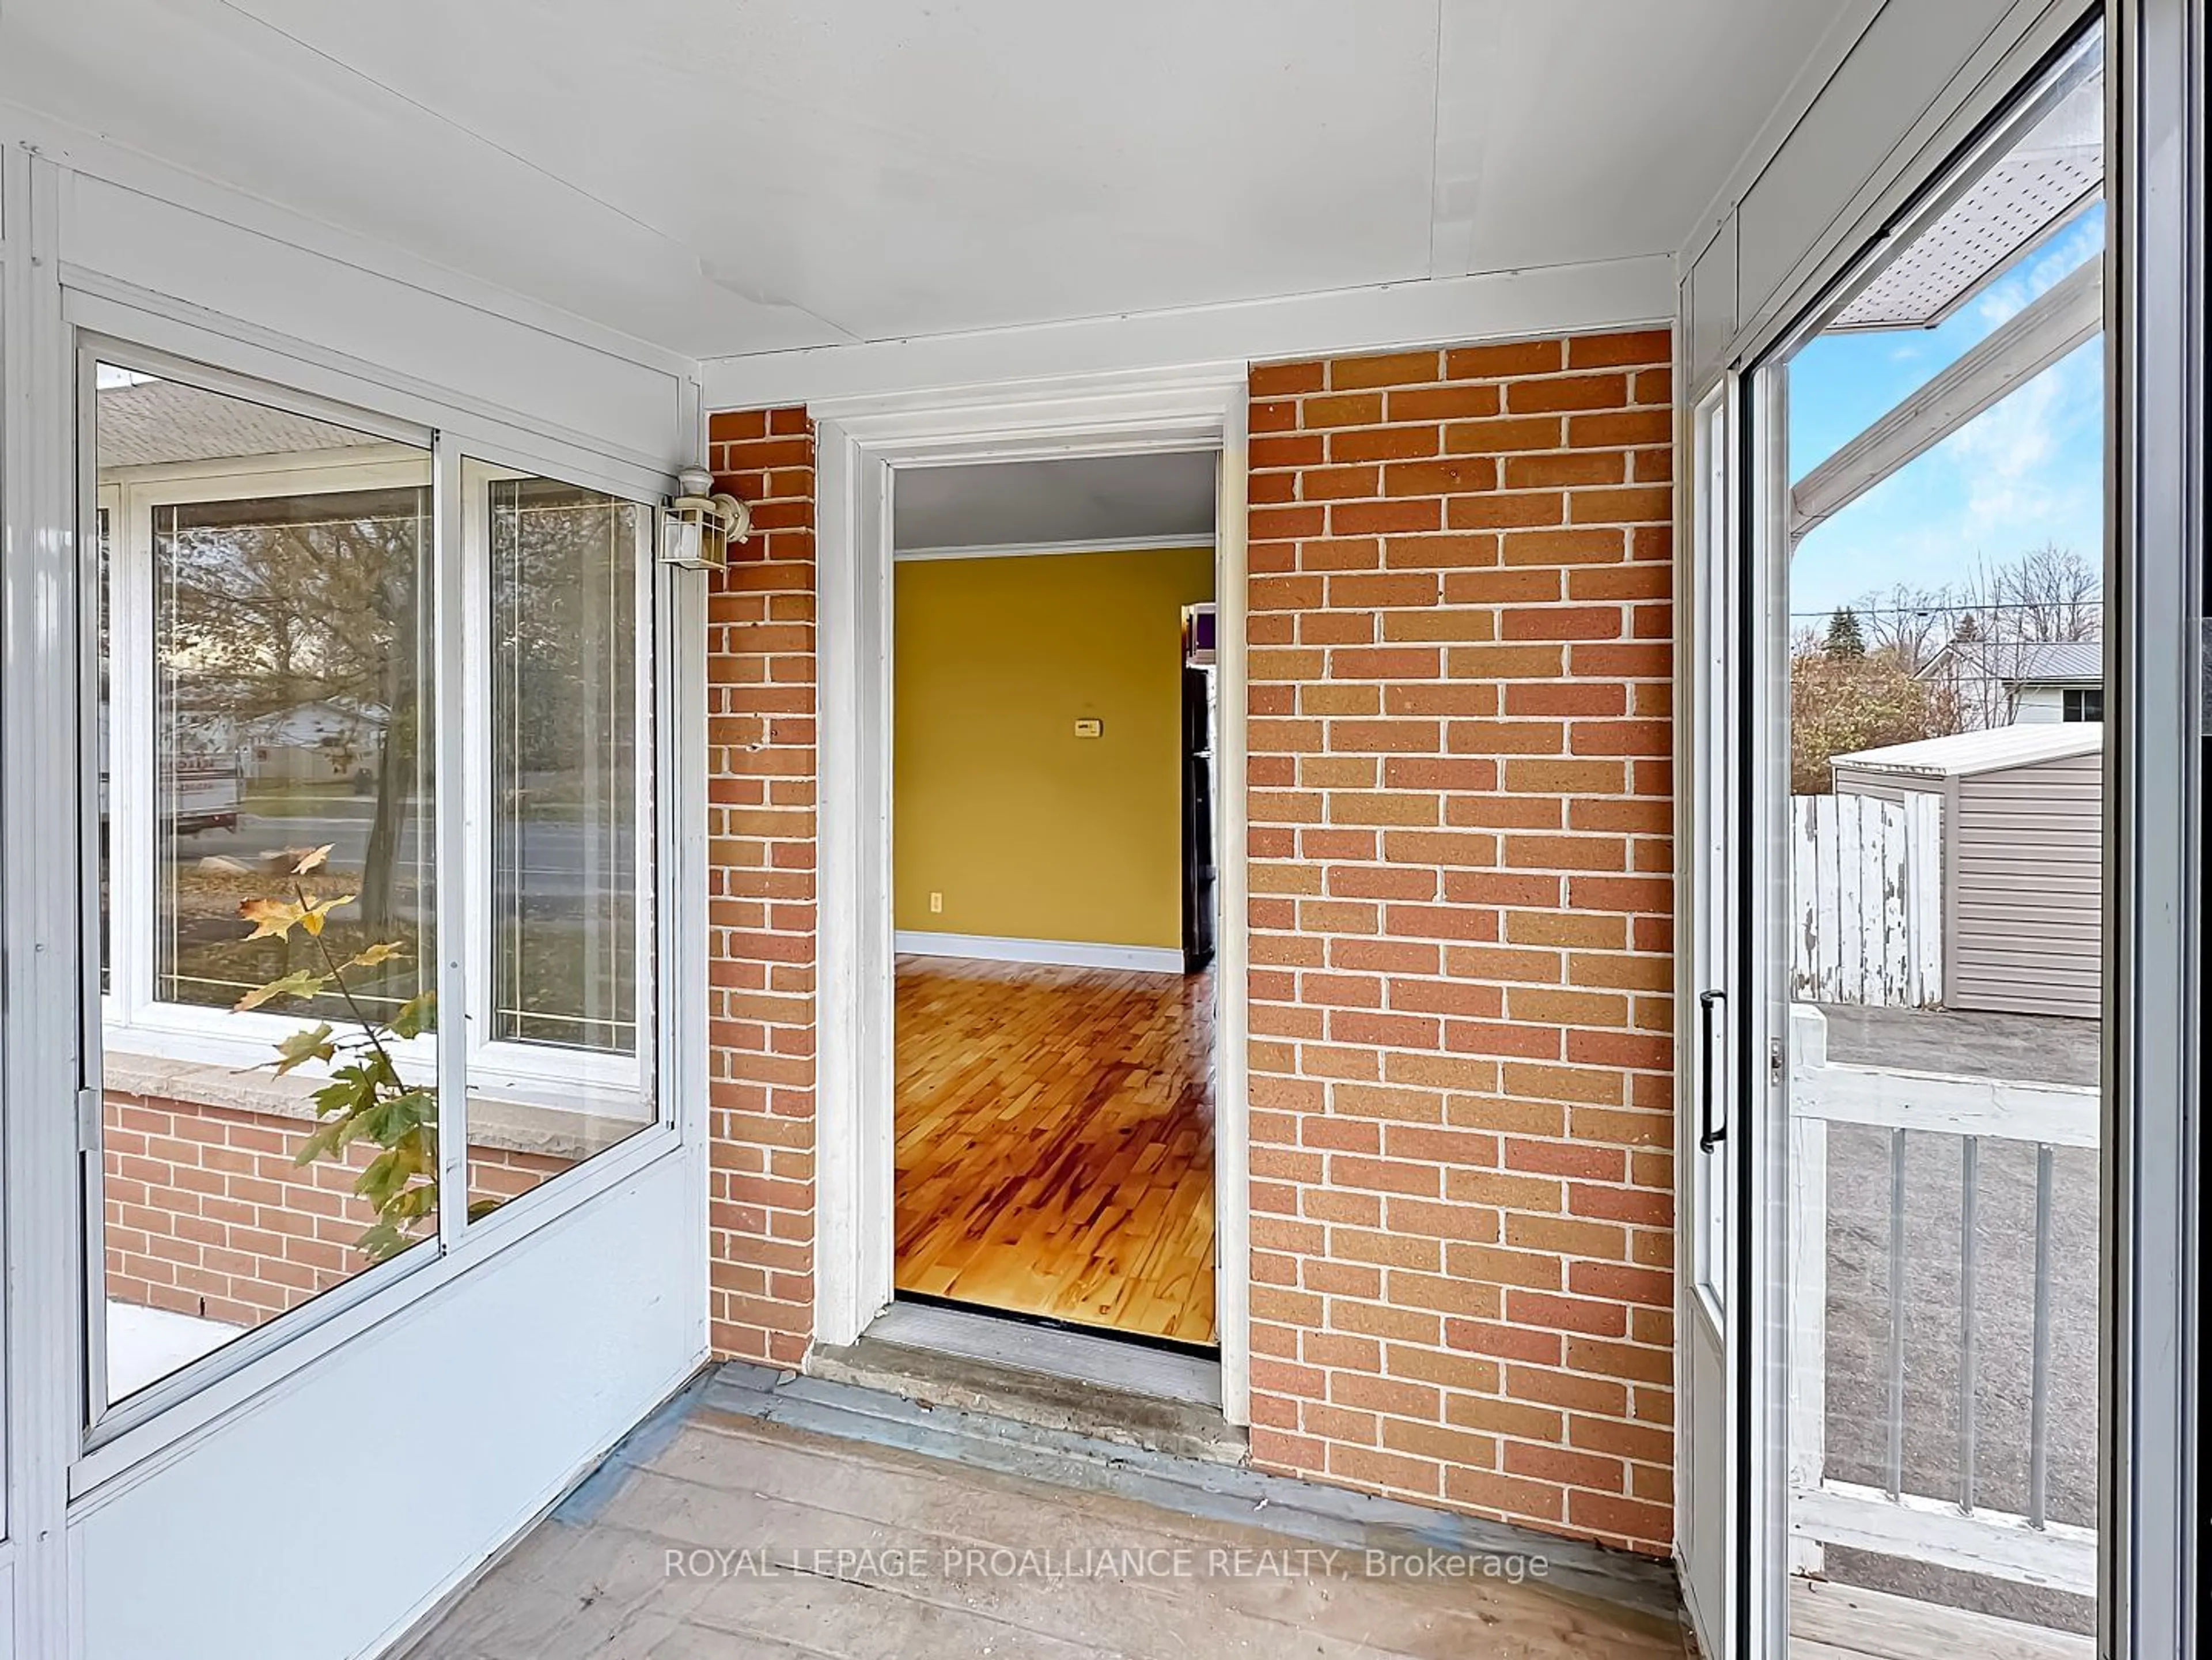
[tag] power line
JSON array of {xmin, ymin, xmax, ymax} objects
[{"xmin": 1789, "ymin": 600, "xmax": 2104, "ymax": 620}]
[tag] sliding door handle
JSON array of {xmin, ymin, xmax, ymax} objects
[{"xmin": 1698, "ymin": 989, "xmax": 1726, "ymax": 1151}]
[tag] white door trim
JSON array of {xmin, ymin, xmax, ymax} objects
[{"xmin": 810, "ymin": 364, "xmax": 1252, "ymax": 1425}]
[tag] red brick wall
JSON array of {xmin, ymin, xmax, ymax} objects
[
  {"xmin": 704, "ymin": 407, "xmax": 820, "ymax": 1365},
  {"xmin": 104, "ymin": 1092, "xmax": 569, "ymax": 1325},
  {"xmin": 1241, "ymin": 332, "xmax": 1677, "ymax": 1555}
]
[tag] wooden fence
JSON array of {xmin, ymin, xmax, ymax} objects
[{"xmin": 1791, "ymin": 792, "xmax": 1944, "ymax": 1008}]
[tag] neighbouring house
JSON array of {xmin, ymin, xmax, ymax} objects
[
  {"xmin": 161, "ymin": 693, "xmax": 387, "ymax": 786},
  {"xmin": 1918, "ymin": 637, "xmax": 2105, "ymax": 726},
  {"xmin": 1832, "ymin": 723, "xmax": 2104, "ymax": 1020},
  {"xmin": 233, "ymin": 698, "xmax": 385, "ymax": 785}
]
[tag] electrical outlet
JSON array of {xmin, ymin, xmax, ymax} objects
[{"xmin": 929, "ymin": 891, "xmax": 943, "ymax": 914}]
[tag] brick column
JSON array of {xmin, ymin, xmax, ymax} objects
[
  {"xmin": 705, "ymin": 407, "xmax": 819, "ymax": 1365},
  {"xmin": 1241, "ymin": 332, "xmax": 1677, "ymax": 1553}
]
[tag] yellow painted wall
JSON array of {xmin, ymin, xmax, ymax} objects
[{"xmin": 894, "ymin": 546, "xmax": 1214, "ymax": 950}]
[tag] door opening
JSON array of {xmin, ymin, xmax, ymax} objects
[{"xmin": 884, "ymin": 451, "xmax": 1224, "ymax": 1365}]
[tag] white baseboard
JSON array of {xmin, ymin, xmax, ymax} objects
[{"xmin": 894, "ymin": 930, "xmax": 1186, "ymax": 974}]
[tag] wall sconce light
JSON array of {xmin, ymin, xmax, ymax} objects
[{"xmin": 658, "ymin": 466, "xmax": 752, "ymax": 570}]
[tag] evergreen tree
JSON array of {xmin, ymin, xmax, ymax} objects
[{"xmin": 1825, "ymin": 605, "xmax": 1866, "ymax": 658}]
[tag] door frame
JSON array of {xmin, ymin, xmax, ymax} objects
[
  {"xmin": 2105, "ymin": 0, "xmax": 2202, "ymax": 1650},
  {"xmin": 1676, "ymin": 5, "xmax": 2206, "ymax": 1653},
  {"xmin": 806, "ymin": 364, "xmax": 1253, "ymax": 1423},
  {"xmin": 1673, "ymin": 372, "xmax": 1745, "ymax": 1659}
]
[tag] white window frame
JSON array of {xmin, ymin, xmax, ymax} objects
[
  {"xmin": 74, "ymin": 328, "xmax": 692, "ymax": 1464},
  {"xmin": 1686, "ymin": 383, "xmax": 1738, "ymax": 1323},
  {"xmin": 97, "ymin": 421, "xmax": 661, "ymax": 1114},
  {"xmin": 458, "ymin": 459, "xmax": 658, "ymax": 1114},
  {"xmin": 100, "ymin": 441, "xmax": 442, "ymax": 1077}
]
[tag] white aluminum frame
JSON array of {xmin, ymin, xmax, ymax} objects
[
  {"xmin": 1715, "ymin": 17, "xmax": 2151, "ymax": 1659},
  {"xmin": 94, "ymin": 429, "xmax": 440, "ymax": 1073},
  {"xmin": 2104, "ymin": 0, "xmax": 2202, "ymax": 1651},
  {"xmin": 65, "ymin": 302, "xmax": 694, "ymax": 1462},
  {"xmin": 458, "ymin": 458, "xmax": 660, "ymax": 1114},
  {"xmin": 1675, "ymin": 370, "xmax": 1747, "ymax": 1660},
  {"xmin": 805, "ymin": 364, "xmax": 1252, "ymax": 1421},
  {"xmin": 1685, "ymin": 383, "xmax": 1739, "ymax": 1322},
  {"xmin": 3, "ymin": 146, "xmax": 85, "ymax": 1655}
]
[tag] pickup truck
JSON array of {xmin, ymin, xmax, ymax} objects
[
  {"xmin": 97, "ymin": 759, "xmax": 243, "ymax": 837},
  {"xmin": 169, "ymin": 761, "xmax": 242, "ymax": 835}
]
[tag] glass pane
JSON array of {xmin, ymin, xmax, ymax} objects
[
  {"xmin": 94, "ymin": 362, "xmax": 439, "ymax": 1409},
  {"xmin": 468, "ymin": 470, "xmax": 655, "ymax": 1216},
  {"xmin": 1695, "ymin": 395, "xmax": 1733, "ymax": 1314},
  {"xmin": 1767, "ymin": 25, "xmax": 2105, "ymax": 1648},
  {"xmin": 154, "ymin": 487, "xmax": 435, "ymax": 1022},
  {"xmin": 97, "ymin": 500, "xmax": 112, "ymax": 993}
]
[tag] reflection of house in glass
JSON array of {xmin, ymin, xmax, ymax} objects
[
  {"xmin": 235, "ymin": 696, "xmax": 386, "ymax": 784},
  {"xmin": 88, "ymin": 357, "xmax": 658, "ymax": 1455},
  {"xmin": 150, "ymin": 689, "xmax": 389, "ymax": 833}
]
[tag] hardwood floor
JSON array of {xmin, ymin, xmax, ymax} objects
[{"xmin": 893, "ymin": 956, "xmax": 1216, "ymax": 1345}]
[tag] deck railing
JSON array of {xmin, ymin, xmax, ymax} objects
[{"xmin": 1786, "ymin": 1003, "xmax": 2097, "ymax": 1597}]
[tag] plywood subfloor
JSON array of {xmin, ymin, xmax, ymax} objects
[{"xmin": 894, "ymin": 956, "xmax": 1215, "ymax": 1345}]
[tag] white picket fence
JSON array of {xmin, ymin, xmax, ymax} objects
[{"xmin": 1790, "ymin": 792, "xmax": 1944, "ymax": 1008}]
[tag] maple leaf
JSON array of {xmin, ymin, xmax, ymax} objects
[
  {"xmin": 297, "ymin": 893, "xmax": 358, "ymax": 937},
  {"xmin": 271, "ymin": 1023, "xmax": 338, "ymax": 1076},
  {"xmin": 236, "ymin": 969, "xmax": 327, "ymax": 1011},
  {"xmin": 240, "ymin": 897, "xmax": 305, "ymax": 941},
  {"xmin": 342, "ymin": 940, "xmax": 408, "ymax": 972}
]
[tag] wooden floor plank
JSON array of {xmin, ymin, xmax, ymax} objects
[
  {"xmin": 893, "ymin": 956, "xmax": 1216, "ymax": 1344},
  {"xmin": 1789, "ymin": 1577, "xmax": 2093, "ymax": 1660},
  {"xmin": 407, "ymin": 1383, "xmax": 1695, "ymax": 1660}
]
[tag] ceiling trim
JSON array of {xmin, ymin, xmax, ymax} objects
[
  {"xmin": 702, "ymin": 254, "xmax": 1674, "ymax": 413},
  {"xmin": 893, "ymin": 532, "xmax": 1215, "ymax": 563},
  {"xmin": 1672, "ymin": 0, "xmax": 1892, "ymax": 270}
]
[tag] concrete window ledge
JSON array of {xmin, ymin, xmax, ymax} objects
[{"xmin": 103, "ymin": 1046, "xmax": 651, "ymax": 1164}]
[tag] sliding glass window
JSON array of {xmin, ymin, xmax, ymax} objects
[
  {"xmin": 86, "ymin": 355, "xmax": 669, "ymax": 1421},
  {"xmin": 460, "ymin": 463, "xmax": 658, "ymax": 1214},
  {"xmin": 91, "ymin": 361, "xmax": 439, "ymax": 1411}
]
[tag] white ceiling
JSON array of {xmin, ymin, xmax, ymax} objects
[
  {"xmin": 1, "ymin": 0, "xmax": 1852, "ymax": 361},
  {"xmin": 893, "ymin": 452, "xmax": 1216, "ymax": 554}
]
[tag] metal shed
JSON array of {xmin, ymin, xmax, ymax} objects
[{"xmin": 1831, "ymin": 724, "xmax": 2103, "ymax": 1019}]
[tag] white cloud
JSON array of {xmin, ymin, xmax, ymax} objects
[
  {"xmin": 1793, "ymin": 342, "xmax": 2103, "ymax": 611},
  {"xmin": 1972, "ymin": 211, "xmax": 2104, "ymax": 329}
]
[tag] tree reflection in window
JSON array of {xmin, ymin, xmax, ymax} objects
[{"xmin": 153, "ymin": 487, "xmax": 434, "ymax": 1023}]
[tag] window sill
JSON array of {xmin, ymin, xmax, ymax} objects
[
  {"xmin": 103, "ymin": 1045, "xmax": 650, "ymax": 1163},
  {"xmin": 73, "ymin": 1111, "xmax": 689, "ymax": 1492}
]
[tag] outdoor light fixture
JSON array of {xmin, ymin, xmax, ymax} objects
[{"xmin": 659, "ymin": 466, "xmax": 751, "ymax": 570}]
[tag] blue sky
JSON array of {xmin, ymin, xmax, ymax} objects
[{"xmin": 1787, "ymin": 205, "xmax": 2105, "ymax": 619}]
